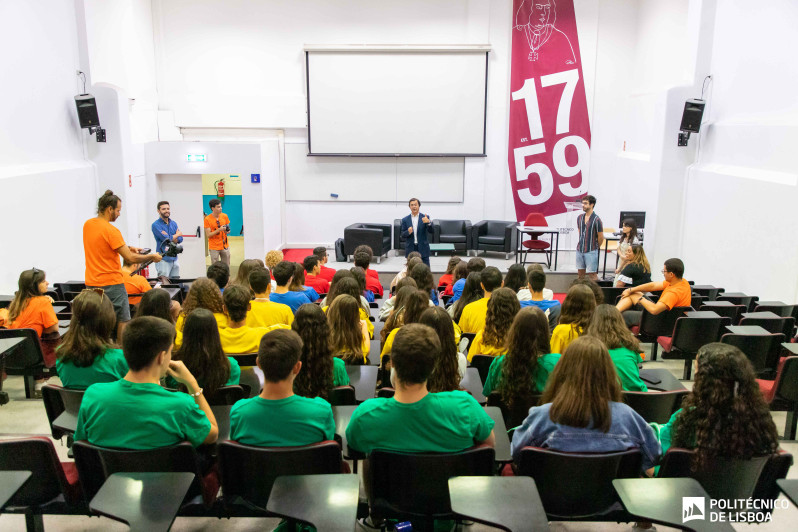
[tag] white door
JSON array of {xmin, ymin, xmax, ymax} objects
[{"xmin": 156, "ymin": 174, "xmax": 206, "ymax": 279}]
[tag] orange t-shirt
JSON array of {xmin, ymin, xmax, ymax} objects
[
  {"xmin": 124, "ymin": 274, "xmax": 152, "ymax": 305},
  {"xmin": 9, "ymin": 296, "xmax": 58, "ymax": 337},
  {"xmin": 659, "ymin": 279, "xmax": 692, "ymax": 310},
  {"xmin": 204, "ymin": 213, "xmax": 230, "ymax": 250},
  {"xmin": 83, "ymin": 218, "xmax": 126, "ymax": 286}
]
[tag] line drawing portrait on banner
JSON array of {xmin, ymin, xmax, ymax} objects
[{"xmin": 515, "ymin": 0, "xmax": 576, "ymax": 64}]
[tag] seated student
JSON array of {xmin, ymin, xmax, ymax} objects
[
  {"xmin": 169, "ymin": 308, "xmax": 240, "ymax": 395},
  {"xmin": 616, "ymin": 257, "xmax": 691, "ymax": 327},
  {"xmin": 220, "ymin": 285, "xmax": 288, "ymax": 354},
  {"xmin": 75, "ymin": 316, "xmax": 218, "ymax": 449},
  {"xmin": 246, "ymin": 268, "xmax": 294, "ymax": 328},
  {"xmin": 354, "ymin": 248, "xmax": 384, "ymax": 298},
  {"xmin": 450, "ymin": 257, "xmax": 486, "ymax": 303},
  {"xmin": 571, "ymin": 277, "xmax": 604, "ymax": 307},
  {"xmin": 380, "ymin": 289, "xmax": 430, "ymax": 358},
  {"xmin": 270, "ymin": 261, "xmax": 312, "ymax": 314},
  {"xmin": 650, "ymin": 343, "xmax": 779, "ymax": 468},
  {"xmin": 585, "ymin": 305, "xmax": 648, "ymax": 391},
  {"xmin": 614, "ymin": 245, "xmax": 651, "ymax": 288},
  {"xmin": 313, "ymin": 246, "xmax": 337, "ymax": 283},
  {"xmin": 516, "ymin": 264, "xmax": 555, "ymax": 302},
  {"xmin": 56, "ymin": 289, "xmax": 128, "ymax": 390},
  {"xmin": 459, "ymin": 266, "xmax": 503, "ymax": 334},
  {"xmin": 323, "ymin": 277, "xmax": 374, "ymax": 339},
  {"xmin": 206, "ymin": 261, "xmax": 230, "ymax": 293},
  {"xmin": 437, "ymin": 256, "xmax": 462, "ymax": 291},
  {"xmin": 468, "ymin": 287, "xmax": 521, "ymax": 360},
  {"xmin": 350, "ymin": 266, "xmax": 374, "ymax": 303},
  {"xmin": 289, "ymin": 262, "xmax": 320, "ymax": 302},
  {"xmin": 449, "ymin": 272, "xmax": 484, "ymax": 323},
  {"xmin": 418, "ymin": 307, "xmax": 467, "ymax": 390},
  {"xmin": 483, "ymin": 307, "xmax": 560, "ymax": 399},
  {"xmin": 292, "ymin": 304, "xmax": 350, "ymax": 400},
  {"xmin": 264, "ymin": 249, "xmax": 284, "ymax": 290},
  {"xmin": 174, "ymin": 278, "xmax": 228, "ymax": 348},
  {"xmin": 320, "ymin": 270, "xmax": 370, "ymax": 311},
  {"xmin": 511, "ymin": 336, "xmax": 659, "ymax": 473},
  {"xmin": 230, "ymin": 329, "xmax": 335, "ymax": 446},
  {"xmin": 389, "ymin": 251, "xmax": 422, "ymax": 291},
  {"xmin": 409, "ymin": 262, "xmax": 439, "ymax": 306},
  {"xmin": 227, "ymin": 259, "xmax": 265, "ymax": 291},
  {"xmin": 303, "ymin": 255, "xmax": 330, "ymax": 295},
  {"xmin": 347, "ymin": 323, "xmax": 495, "ymax": 453},
  {"xmin": 135, "ymin": 288, "xmax": 180, "ymax": 324},
  {"xmin": 328, "ymin": 295, "xmax": 370, "ymax": 364},
  {"xmin": 502, "ymin": 264, "xmax": 528, "ymax": 296},
  {"xmin": 443, "ymin": 260, "xmax": 468, "ymax": 297},
  {"xmin": 378, "ymin": 277, "xmax": 417, "ymax": 322},
  {"xmin": 520, "ymin": 269, "xmax": 561, "ymax": 333},
  {"xmin": 614, "ymin": 218, "xmax": 642, "ymax": 278},
  {"xmin": 121, "ymin": 260, "xmax": 152, "ymax": 305},
  {"xmin": 550, "ymin": 284, "xmax": 596, "ymax": 354}
]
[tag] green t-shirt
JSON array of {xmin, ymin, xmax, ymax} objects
[
  {"xmin": 482, "ymin": 353, "xmax": 561, "ymax": 396},
  {"xmin": 74, "ymin": 379, "xmax": 212, "ymax": 448},
  {"xmin": 332, "ymin": 357, "xmax": 350, "ymax": 387},
  {"xmin": 56, "ymin": 348, "xmax": 128, "ymax": 390},
  {"xmin": 345, "ymin": 391, "xmax": 494, "ymax": 454},
  {"xmin": 608, "ymin": 347, "xmax": 648, "ymax": 392},
  {"xmin": 230, "ymin": 394, "xmax": 335, "ymax": 447},
  {"xmin": 165, "ymin": 357, "xmax": 241, "ymax": 391}
]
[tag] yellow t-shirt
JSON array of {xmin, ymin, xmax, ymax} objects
[
  {"xmin": 467, "ymin": 330, "xmax": 506, "ymax": 361},
  {"xmin": 247, "ymin": 299, "xmax": 294, "ymax": 328},
  {"xmin": 174, "ymin": 312, "xmax": 228, "ymax": 349},
  {"xmin": 459, "ymin": 297, "xmax": 489, "ymax": 334},
  {"xmin": 322, "ymin": 305, "xmax": 374, "ymax": 340},
  {"xmin": 219, "ymin": 324, "xmax": 291, "ymax": 354},
  {"xmin": 550, "ymin": 323, "xmax": 582, "ymax": 355}
]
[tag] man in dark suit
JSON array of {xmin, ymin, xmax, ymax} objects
[{"xmin": 400, "ymin": 197, "xmax": 433, "ymax": 266}]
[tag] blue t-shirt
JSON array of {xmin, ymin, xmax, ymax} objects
[
  {"xmin": 270, "ymin": 291, "xmax": 312, "ymax": 314},
  {"xmin": 151, "ymin": 218, "xmax": 183, "ymax": 262},
  {"xmin": 364, "ymin": 290, "xmax": 375, "ymax": 303},
  {"xmin": 303, "ymin": 287, "xmax": 319, "ymax": 302},
  {"xmin": 450, "ymin": 279, "xmax": 466, "ymax": 304},
  {"xmin": 520, "ymin": 299, "xmax": 561, "ymax": 312}
]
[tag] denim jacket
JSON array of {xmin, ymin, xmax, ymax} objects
[{"xmin": 511, "ymin": 401, "xmax": 661, "ymax": 471}]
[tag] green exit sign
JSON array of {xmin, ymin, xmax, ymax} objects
[{"xmin": 186, "ymin": 154, "xmax": 206, "ymax": 162}]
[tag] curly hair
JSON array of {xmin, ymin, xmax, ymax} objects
[
  {"xmin": 419, "ymin": 307, "xmax": 460, "ymax": 392},
  {"xmin": 180, "ymin": 278, "xmax": 225, "ymax": 319},
  {"xmin": 499, "ymin": 307, "xmax": 551, "ymax": 409},
  {"xmin": 558, "ymin": 284, "xmax": 596, "ymax": 332},
  {"xmin": 264, "ymin": 250, "xmax": 284, "ymax": 270},
  {"xmin": 452, "ymin": 272, "xmax": 483, "ymax": 324},
  {"xmin": 173, "ymin": 308, "xmax": 230, "ymax": 395},
  {"xmin": 327, "ymin": 295, "xmax": 364, "ymax": 364},
  {"xmin": 672, "ymin": 343, "xmax": 779, "ymax": 471},
  {"xmin": 503, "ymin": 264, "xmax": 528, "ymax": 293},
  {"xmin": 292, "ymin": 304, "xmax": 334, "ymax": 399},
  {"xmin": 482, "ymin": 287, "xmax": 521, "ymax": 348},
  {"xmin": 585, "ymin": 304, "xmax": 640, "ymax": 353}
]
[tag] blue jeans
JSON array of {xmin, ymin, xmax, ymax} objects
[
  {"xmin": 155, "ymin": 260, "xmax": 180, "ymax": 278},
  {"xmin": 575, "ymin": 249, "xmax": 599, "ymax": 273}
]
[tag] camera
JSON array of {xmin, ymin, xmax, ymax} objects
[
  {"xmin": 161, "ymin": 240, "xmax": 183, "ymax": 258},
  {"xmin": 223, "ymin": 224, "xmax": 231, "ymax": 232}
]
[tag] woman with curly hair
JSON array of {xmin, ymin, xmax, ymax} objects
[
  {"xmin": 419, "ymin": 307, "xmax": 466, "ymax": 392},
  {"xmin": 449, "ymin": 272, "xmax": 484, "ymax": 323},
  {"xmin": 134, "ymin": 288, "xmax": 180, "ymax": 323},
  {"xmin": 585, "ymin": 304, "xmax": 647, "ymax": 391},
  {"xmin": 511, "ymin": 336, "xmax": 660, "ymax": 474},
  {"xmin": 652, "ymin": 343, "xmax": 779, "ymax": 471},
  {"xmin": 169, "ymin": 308, "xmax": 239, "ymax": 395},
  {"xmin": 550, "ymin": 284, "xmax": 596, "ymax": 354},
  {"xmin": 175, "ymin": 278, "xmax": 227, "ymax": 348},
  {"xmin": 483, "ymin": 307, "xmax": 559, "ymax": 407},
  {"xmin": 468, "ymin": 287, "xmax": 521, "ymax": 360},
  {"xmin": 323, "ymin": 277, "xmax": 373, "ymax": 339},
  {"xmin": 292, "ymin": 304, "xmax": 349, "ymax": 400},
  {"xmin": 328, "ymin": 294, "xmax": 370, "ymax": 364},
  {"xmin": 264, "ymin": 249, "xmax": 283, "ymax": 290},
  {"xmin": 380, "ymin": 289, "xmax": 430, "ymax": 358},
  {"xmin": 228, "ymin": 258, "xmax": 265, "ymax": 290}
]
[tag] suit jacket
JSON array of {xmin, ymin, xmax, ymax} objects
[{"xmin": 401, "ymin": 213, "xmax": 433, "ymax": 258}]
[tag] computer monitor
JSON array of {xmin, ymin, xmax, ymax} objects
[{"xmin": 619, "ymin": 211, "xmax": 646, "ymax": 229}]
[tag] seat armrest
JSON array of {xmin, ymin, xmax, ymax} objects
[
  {"xmin": 432, "ymin": 220, "xmax": 442, "ymax": 243},
  {"xmin": 504, "ymin": 222, "xmax": 518, "ymax": 252},
  {"xmin": 464, "ymin": 220, "xmax": 473, "ymax": 248},
  {"xmin": 472, "ymin": 220, "xmax": 488, "ymax": 249},
  {"xmin": 393, "ymin": 219, "xmax": 403, "ymax": 250}
]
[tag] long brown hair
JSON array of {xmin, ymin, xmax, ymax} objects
[
  {"xmin": 585, "ymin": 304, "xmax": 640, "ymax": 352},
  {"xmin": 288, "ymin": 262, "xmax": 307, "ymax": 292},
  {"xmin": 328, "ymin": 295, "xmax": 364, "ymax": 364},
  {"xmin": 558, "ymin": 284, "xmax": 596, "ymax": 331},
  {"xmin": 452, "ymin": 272, "xmax": 484, "ymax": 323},
  {"xmin": 8, "ymin": 269, "xmax": 46, "ymax": 322},
  {"xmin": 180, "ymin": 278, "xmax": 225, "ymax": 319},
  {"xmin": 58, "ymin": 290, "xmax": 117, "ymax": 367},
  {"xmin": 483, "ymin": 287, "xmax": 521, "ymax": 348},
  {"xmin": 542, "ymin": 336, "xmax": 621, "ymax": 432},
  {"xmin": 672, "ymin": 343, "xmax": 779, "ymax": 470},
  {"xmin": 628, "ymin": 245, "xmax": 650, "ymax": 273},
  {"xmin": 173, "ymin": 308, "xmax": 230, "ymax": 394},
  {"xmin": 229, "ymin": 259, "xmax": 265, "ymax": 289},
  {"xmin": 327, "ymin": 277, "xmax": 367, "ymax": 312},
  {"xmin": 419, "ymin": 307, "xmax": 460, "ymax": 393},
  {"xmin": 382, "ymin": 286, "xmax": 416, "ymax": 348},
  {"xmin": 444, "ymin": 256, "xmax": 462, "ymax": 276},
  {"xmin": 292, "ymin": 304, "xmax": 334, "ymax": 399},
  {"xmin": 499, "ymin": 307, "xmax": 551, "ymax": 408}
]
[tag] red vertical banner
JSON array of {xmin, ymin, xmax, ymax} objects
[{"xmin": 508, "ymin": 0, "xmax": 591, "ymax": 224}]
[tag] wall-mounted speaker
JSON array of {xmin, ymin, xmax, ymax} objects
[
  {"xmin": 679, "ymin": 99, "xmax": 705, "ymax": 133},
  {"xmin": 74, "ymin": 94, "xmax": 100, "ymax": 128}
]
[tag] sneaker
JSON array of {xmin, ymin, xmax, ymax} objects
[
  {"xmin": 357, "ymin": 516, "xmax": 383, "ymax": 530},
  {"xmin": 33, "ymin": 380, "xmax": 46, "ymax": 399}
]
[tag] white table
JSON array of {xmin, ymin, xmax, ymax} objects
[{"xmin": 516, "ymin": 225, "xmax": 560, "ymax": 270}]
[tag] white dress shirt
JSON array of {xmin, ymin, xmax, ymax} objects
[{"xmin": 411, "ymin": 214, "xmax": 419, "ymax": 244}]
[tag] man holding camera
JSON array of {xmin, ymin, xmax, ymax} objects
[
  {"xmin": 151, "ymin": 201, "xmax": 184, "ymax": 277},
  {"xmin": 204, "ymin": 199, "xmax": 231, "ymax": 265}
]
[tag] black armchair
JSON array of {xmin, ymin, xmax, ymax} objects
[
  {"xmin": 393, "ymin": 219, "xmax": 407, "ymax": 253},
  {"xmin": 472, "ymin": 220, "xmax": 518, "ymax": 259},
  {"xmin": 343, "ymin": 223, "xmax": 392, "ymax": 262},
  {"xmin": 432, "ymin": 219, "xmax": 472, "ymax": 254}
]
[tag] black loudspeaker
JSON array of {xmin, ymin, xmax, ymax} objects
[
  {"xmin": 679, "ymin": 99, "xmax": 705, "ymax": 133},
  {"xmin": 74, "ymin": 94, "xmax": 100, "ymax": 128}
]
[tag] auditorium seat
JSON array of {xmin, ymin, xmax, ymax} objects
[
  {"xmin": 756, "ymin": 356, "xmax": 798, "ymax": 439},
  {"xmin": 432, "ymin": 219, "xmax": 473, "ymax": 254},
  {"xmin": 343, "ymin": 223, "xmax": 391, "ymax": 262},
  {"xmin": 659, "ymin": 315, "xmax": 728, "ymax": 379},
  {"xmin": 633, "ymin": 306, "xmax": 693, "ymax": 361},
  {"xmin": 720, "ymin": 332, "xmax": 785, "ymax": 379},
  {"xmin": 0, "ymin": 328, "xmax": 52, "ymax": 399},
  {"xmin": 472, "ymin": 220, "xmax": 518, "ymax": 259},
  {"xmin": 486, "ymin": 391, "xmax": 542, "ymax": 430},
  {"xmin": 622, "ymin": 390, "xmax": 687, "ymax": 424}
]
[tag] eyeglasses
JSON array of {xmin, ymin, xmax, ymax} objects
[
  {"xmin": 661, "ymin": 269, "xmax": 670, "ymax": 275},
  {"xmin": 81, "ymin": 288, "xmax": 105, "ymax": 297}
]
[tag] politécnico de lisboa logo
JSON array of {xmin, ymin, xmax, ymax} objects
[{"xmin": 683, "ymin": 497, "xmax": 706, "ymax": 522}]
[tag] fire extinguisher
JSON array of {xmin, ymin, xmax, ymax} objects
[{"xmin": 215, "ymin": 178, "xmax": 225, "ymax": 198}]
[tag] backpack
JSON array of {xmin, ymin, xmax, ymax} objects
[{"xmin": 334, "ymin": 238, "xmax": 346, "ymax": 262}]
